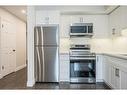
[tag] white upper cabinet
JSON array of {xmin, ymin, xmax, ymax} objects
[
  {"xmin": 109, "ymin": 6, "xmax": 127, "ymax": 37},
  {"xmin": 109, "ymin": 7, "xmax": 122, "ymax": 37},
  {"xmin": 60, "ymin": 15, "xmax": 70, "ymax": 38},
  {"xmin": 69, "ymin": 15, "xmax": 109, "ymax": 38},
  {"xmin": 35, "ymin": 10, "xmax": 60, "ymax": 24},
  {"xmin": 120, "ymin": 6, "xmax": 127, "ymax": 29}
]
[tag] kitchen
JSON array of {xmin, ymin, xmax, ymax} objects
[{"xmin": 27, "ymin": 6, "xmax": 127, "ymax": 89}]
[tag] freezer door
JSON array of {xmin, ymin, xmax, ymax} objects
[
  {"xmin": 34, "ymin": 46, "xmax": 44, "ymax": 82},
  {"xmin": 43, "ymin": 46, "xmax": 59, "ymax": 82},
  {"xmin": 34, "ymin": 26, "xmax": 43, "ymax": 45},
  {"xmin": 43, "ymin": 26, "xmax": 58, "ymax": 46}
]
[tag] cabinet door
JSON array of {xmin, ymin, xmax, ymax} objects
[
  {"xmin": 109, "ymin": 7, "xmax": 123, "ymax": 37},
  {"xmin": 114, "ymin": 68, "xmax": 120, "ymax": 89},
  {"xmin": 60, "ymin": 60, "xmax": 70, "ymax": 82},
  {"xmin": 120, "ymin": 6, "xmax": 127, "ymax": 29},
  {"xmin": 60, "ymin": 15, "xmax": 70, "ymax": 38},
  {"xmin": 70, "ymin": 16, "xmax": 82, "ymax": 23},
  {"xmin": 120, "ymin": 70, "xmax": 127, "ymax": 89},
  {"xmin": 103, "ymin": 56, "xmax": 110, "ymax": 84},
  {"xmin": 60, "ymin": 54, "xmax": 70, "ymax": 82},
  {"xmin": 96, "ymin": 55, "xmax": 103, "ymax": 82},
  {"xmin": 92, "ymin": 15, "xmax": 109, "ymax": 38},
  {"xmin": 36, "ymin": 11, "xmax": 60, "ymax": 24},
  {"xmin": 111, "ymin": 66, "xmax": 120, "ymax": 89},
  {"xmin": 47, "ymin": 11, "xmax": 60, "ymax": 24},
  {"xmin": 36, "ymin": 10, "xmax": 48, "ymax": 24}
]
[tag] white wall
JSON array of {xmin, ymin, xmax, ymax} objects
[
  {"xmin": 112, "ymin": 37, "xmax": 127, "ymax": 54},
  {"xmin": 90, "ymin": 38, "xmax": 113, "ymax": 53},
  {"xmin": 16, "ymin": 20, "xmax": 26, "ymax": 69},
  {"xmin": 90, "ymin": 37, "xmax": 127, "ymax": 54},
  {"xmin": 0, "ymin": 8, "xmax": 26, "ymax": 70}
]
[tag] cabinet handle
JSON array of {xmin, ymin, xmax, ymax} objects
[
  {"xmin": 96, "ymin": 56, "xmax": 98, "ymax": 62},
  {"xmin": 115, "ymin": 68, "xmax": 119, "ymax": 77},
  {"xmin": 13, "ymin": 49, "xmax": 16, "ymax": 52},
  {"xmin": 2, "ymin": 24, "xmax": 4, "ymax": 28},
  {"xmin": 2, "ymin": 66, "xmax": 4, "ymax": 70},
  {"xmin": 79, "ymin": 17, "xmax": 83, "ymax": 22},
  {"xmin": 112, "ymin": 28, "xmax": 116, "ymax": 35}
]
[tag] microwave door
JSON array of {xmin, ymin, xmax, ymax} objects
[
  {"xmin": 71, "ymin": 26, "xmax": 87, "ymax": 33},
  {"xmin": 70, "ymin": 26, "xmax": 87, "ymax": 36}
]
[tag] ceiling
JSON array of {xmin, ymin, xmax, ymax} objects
[
  {"xmin": 35, "ymin": 5, "xmax": 119, "ymax": 15},
  {"xmin": 1, "ymin": 6, "xmax": 27, "ymax": 22},
  {"xmin": 0, "ymin": 5, "xmax": 119, "ymax": 22}
]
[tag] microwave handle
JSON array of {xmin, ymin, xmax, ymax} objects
[{"xmin": 86, "ymin": 26, "xmax": 88, "ymax": 33}]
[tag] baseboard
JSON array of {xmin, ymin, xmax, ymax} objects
[
  {"xmin": 27, "ymin": 80, "xmax": 35, "ymax": 87},
  {"xmin": 0, "ymin": 74, "xmax": 3, "ymax": 79},
  {"xmin": 103, "ymin": 80, "xmax": 113, "ymax": 89},
  {"xmin": 15, "ymin": 64, "xmax": 26, "ymax": 72},
  {"xmin": 96, "ymin": 79, "xmax": 104, "ymax": 82}
]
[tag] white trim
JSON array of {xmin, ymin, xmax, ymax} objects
[
  {"xmin": 15, "ymin": 64, "xmax": 26, "ymax": 72},
  {"xmin": 27, "ymin": 6, "xmax": 35, "ymax": 88},
  {"xmin": 0, "ymin": 74, "xmax": 3, "ymax": 79},
  {"xmin": 27, "ymin": 80, "xmax": 35, "ymax": 87}
]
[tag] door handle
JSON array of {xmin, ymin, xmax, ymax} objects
[
  {"xmin": 115, "ymin": 68, "xmax": 119, "ymax": 77},
  {"xmin": 13, "ymin": 49, "xmax": 16, "ymax": 52}
]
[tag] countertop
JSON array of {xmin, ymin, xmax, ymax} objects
[
  {"xmin": 96, "ymin": 52, "xmax": 127, "ymax": 60},
  {"xmin": 102, "ymin": 53, "xmax": 127, "ymax": 60}
]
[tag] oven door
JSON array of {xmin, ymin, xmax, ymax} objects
[{"xmin": 70, "ymin": 58, "xmax": 96, "ymax": 83}]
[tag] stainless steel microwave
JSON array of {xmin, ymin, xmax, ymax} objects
[{"xmin": 70, "ymin": 23, "xmax": 93, "ymax": 36}]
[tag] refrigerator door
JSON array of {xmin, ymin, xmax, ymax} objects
[
  {"xmin": 34, "ymin": 26, "xmax": 43, "ymax": 45},
  {"xmin": 43, "ymin": 26, "xmax": 58, "ymax": 46},
  {"xmin": 34, "ymin": 46, "xmax": 44, "ymax": 82},
  {"xmin": 43, "ymin": 46, "xmax": 59, "ymax": 82}
]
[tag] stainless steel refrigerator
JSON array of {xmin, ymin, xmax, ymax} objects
[{"xmin": 34, "ymin": 25, "xmax": 59, "ymax": 82}]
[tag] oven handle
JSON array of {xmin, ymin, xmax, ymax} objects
[
  {"xmin": 70, "ymin": 50, "xmax": 90, "ymax": 52},
  {"xmin": 70, "ymin": 55, "xmax": 95, "ymax": 57},
  {"xmin": 70, "ymin": 57, "xmax": 96, "ymax": 60}
]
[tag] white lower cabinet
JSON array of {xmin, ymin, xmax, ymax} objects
[
  {"xmin": 111, "ymin": 66, "xmax": 120, "ymax": 89},
  {"xmin": 102, "ymin": 56, "xmax": 111, "ymax": 85},
  {"xmin": 102, "ymin": 55, "xmax": 127, "ymax": 89},
  {"xmin": 59, "ymin": 54, "xmax": 70, "ymax": 82},
  {"xmin": 120, "ymin": 70, "xmax": 127, "ymax": 89},
  {"xmin": 96, "ymin": 55, "xmax": 103, "ymax": 82}
]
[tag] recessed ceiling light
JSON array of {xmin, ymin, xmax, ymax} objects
[{"xmin": 21, "ymin": 10, "xmax": 26, "ymax": 14}]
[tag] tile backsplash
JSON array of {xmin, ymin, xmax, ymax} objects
[{"xmin": 60, "ymin": 37, "xmax": 127, "ymax": 54}]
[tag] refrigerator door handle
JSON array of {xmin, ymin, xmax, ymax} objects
[
  {"xmin": 56, "ymin": 26, "xmax": 58, "ymax": 45},
  {"xmin": 41, "ymin": 26, "xmax": 45, "ymax": 81}
]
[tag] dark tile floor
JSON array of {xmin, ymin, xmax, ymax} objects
[{"xmin": 0, "ymin": 67, "xmax": 111, "ymax": 90}]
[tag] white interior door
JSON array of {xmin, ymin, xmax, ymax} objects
[{"xmin": 0, "ymin": 18, "xmax": 16, "ymax": 77}]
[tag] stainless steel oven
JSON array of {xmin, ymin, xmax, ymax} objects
[
  {"xmin": 70, "ymin": 23, "xmax": 93, "ymax": 36},
  {"xmin": 70, "ymin": 45, "xmax": 96, "ymax": 83}
]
